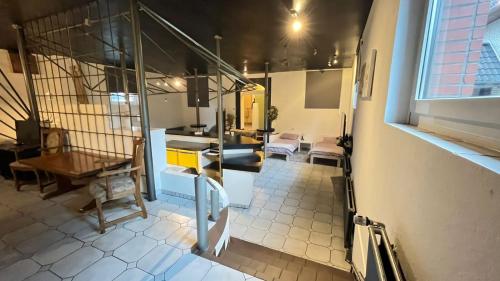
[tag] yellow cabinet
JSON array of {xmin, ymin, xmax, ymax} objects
[
  {"xmin": 177, "ymin": 149, "xmax": 198, "ymax": 169},
  {"xmin": 166, "ymin": 148, "xmax": 178, "ymax": 165},
  {"xmin": 166, "ymin": 148, "xmax": 198, "ymax": 171}
]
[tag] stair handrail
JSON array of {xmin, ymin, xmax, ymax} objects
[{"xmin": 194, "ymin": 174, "xmax": 230, "ymax": 256}]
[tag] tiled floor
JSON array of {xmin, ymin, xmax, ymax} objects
[
  {"xmin": 0, "ymin": 178, "xmax": 260, "ymax": 281},
  {"xmin": 229, "ymin": 157, "xmax": 349, "ymax": 271}
]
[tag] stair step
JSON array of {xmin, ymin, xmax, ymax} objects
[{"xmin": 200, "ymin": 237, "xmax": 354, "ymax": 281}]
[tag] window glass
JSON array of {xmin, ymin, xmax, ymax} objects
[{"xmin": 419, "ymin": 0, "xmax": 500, "ymax": 99}]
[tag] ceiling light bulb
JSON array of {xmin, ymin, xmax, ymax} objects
[
  {"xmin": 174, "ymin": 79, "xmax": 181, "ymax": 87},
  {"xmin": 155, "ymin": 81, "xmax": 160, "ymax": 86},
  {"xmin": 164, "ymin": 82, "xmax": 168, "ymax": 87},
  {"xmin": 292, "ymin": 20, "xmax": 302, "ymax": 32}
]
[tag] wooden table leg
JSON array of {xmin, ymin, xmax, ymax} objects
[{"xmin": 41, "ymin": 175, "xmax": 85, "ymax": 200}]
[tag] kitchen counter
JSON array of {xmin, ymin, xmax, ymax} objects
[
  {"xmin": 165, "ymin": 128, "xmax": 216, "ymax": 138},
  {"xmin": 205, "ymin": 151, "xmax": 264, "ymax": 173},
  {"xmin": 166, "ymin": 140, "xmax": 210, "ymax": 151},
  {"xmin": 211, "ymin": 135, "xmax": 263, "ymax": 150}
]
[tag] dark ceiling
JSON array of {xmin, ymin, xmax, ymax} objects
[{"xmin": 0, "ymin": 0, "xmax": 372, "ymax": 74}]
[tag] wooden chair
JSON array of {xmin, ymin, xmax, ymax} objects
[
  {"xmin": 88, "ymin": 137, "xmax": 147, "ymax": 233},
  {"xmin": 10, "ymin": 128, "xmax": 64, "ymax": 192}
]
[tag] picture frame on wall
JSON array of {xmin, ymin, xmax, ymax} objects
[{"xmin": 359, "ymin": 49, "xmax": 377, "ymax": 99}]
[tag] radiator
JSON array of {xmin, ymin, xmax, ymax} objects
[
  {"xmin": 343, "ymin": 177, "xmax": 356, "ymax": 261},
  {"xmin": 358, "ymin": 220, "xmax": 405, "ymax": 281}
]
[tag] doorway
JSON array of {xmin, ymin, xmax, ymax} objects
[
  {"xmin": 235, "ymin": 78, "xmax": 271, "ymax": 130},
  {"xmin": 240, "ymin": 90, "xmax": 265, "ymax": 130}
]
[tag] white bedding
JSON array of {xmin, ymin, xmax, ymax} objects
[
  {"xmin": 266, "ymin": 138, "xmax": 299, "ymax": 156},
  {"xmin": 309, "ymin": 141, "xmax": 344, "ymax": 156}
]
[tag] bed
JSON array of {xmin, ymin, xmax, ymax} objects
[
  {"xmin": 266, "ymin": 132, "xmax": 301, "ymax": 161},
  {"xmin": 309, "ymin": 137, "xmax": 344, "ymax": 166}
]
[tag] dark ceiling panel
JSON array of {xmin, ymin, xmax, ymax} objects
[{"xmin": 0, "ymin": 0, "xmax": 372, "ymax": 74}]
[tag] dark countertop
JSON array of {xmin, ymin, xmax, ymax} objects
[
  {"xmin": 166, "ymin": 128, "xmax": 217, "ymax": 138},
  {"xmin": 166, "ymin": 140, "xmax": 211, "ymax": 151},
  {"xmin": 205, "ymin": 151, "xmax": 264, "ymax": 173},
  {"xmin": 211, "ymin": 135, "xmax": 263, "ymax": 150},
  {"xmin": 166, "ymin": 128, "xmax": 263, "ymax": 150}
]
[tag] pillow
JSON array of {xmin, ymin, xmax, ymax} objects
[
  {"xmin": 280, "ymin": 133, "xmax": 299, "ymax": 140},
  {"xmin": 323, "ymin": 136, "xmax": 338, "ymax": 143}
]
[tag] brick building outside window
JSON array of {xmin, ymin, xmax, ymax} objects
[{"xmin": 421, "ymin": 0, "xmax": 500, "ymax": 99}]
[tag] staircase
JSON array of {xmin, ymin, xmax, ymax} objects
[
  {"xmin": 0, "ymin": 68, "xmax": 31, "ymax": 141},
  {"xmin": 201, "ymin": 237, "xmax": 354, "ymax": 281}
]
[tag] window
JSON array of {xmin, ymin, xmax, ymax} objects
[
  {"xmin": 412, "ymin": 0, "xmax": 500, "ymax": 151},
  {"xmin": 417, "ymin": 0, "xmax": 500, "ymax": 99},
  {"xmin": 109, "ymin": 93, "xmax": 141, "ymax": 131}
]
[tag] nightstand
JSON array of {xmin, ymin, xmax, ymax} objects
[{"xmin": 299, "ymin": 139, "xmax": 313, "ymax": 152}]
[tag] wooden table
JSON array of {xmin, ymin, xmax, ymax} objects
[{"xmin": 20, "ymin": 151, "xmax": 130, "ymax": 200}]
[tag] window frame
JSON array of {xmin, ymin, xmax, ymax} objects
[{"xmin": 411, "ymin": 0, "xmax": 500, "ymax": 150}]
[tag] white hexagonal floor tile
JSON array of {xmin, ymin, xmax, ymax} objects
[
  {"xmin": 144, "ymin": 220, "xmax": 180, "ymax": 241},
  {"xmin": 92, "ymin": 228, "xmax": 135, "ymax": 252},
  {"xmin": 164, "ymin": 254, "xmax": 212, "ymax": 281},
  {"xmin": 114, "ymin": 268, "xmax": 153, "ymax": 281},
  {"xmin": 73, "ymin": 256, "xmax": 126, "ymax": 281},
  {"xmin": 24, "ymin": 271, "xmax": 61, "ymax": 281},
  {"xmin": 113, "ymin": 235, "xmax": 157, "ymax": 263},
  {"xmin": 0, "ymin": 259, "xmax": 40, "ymax": 281},
  {"xmin": 51, "ymin": 247, "xmax": 103, "ymax": 278},
  {"xmin": 32, "ymin": 237, "xmax": 83, "ymax": 265},
  {"xmin": 137, "ymin": 244, "xmax": 182, "ymax": 276},
  {"xmin": 123, "ymin": 216, "xmax": 160, "ymax": 232},
  {"xmin": 16, "ymin": 229, "xmax": 65, "ymax": 255}
]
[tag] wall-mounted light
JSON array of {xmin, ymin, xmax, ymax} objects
[{"xmin": 174, "ymin": 78, "xmax": 182, "ymax": 87}]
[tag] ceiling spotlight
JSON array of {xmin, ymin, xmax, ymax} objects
[
  {"xmin": 292, "ymin": 20, "xmax": 302, "ymax": 32},
  {"xmin": 163, "ymin": 82, "xmax": 168, "ymax": 87},
  {"xmin": 155, "ymin": 81, "xmax": 160, "ymax": 86},
  {"xmin": 164, "ymin": 98, "xmax": 168, "ymax": 103}
]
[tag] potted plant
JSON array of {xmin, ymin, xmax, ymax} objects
[
  {"xmin": 268, "ymin": 105, "xmax": 278, "ymax": 130},
  {"xmin": 226, "ymin": 113, "xmax": 235, "ymax": 131}
]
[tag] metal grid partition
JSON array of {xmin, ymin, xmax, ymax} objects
[
  {"xmin": 22, "ymin": 0, "xmax": 141, "ymax": 158},
  {"xmin": 15, "ymin": 0, "xmax": 258, "ymax": 199},
  {"xmin": 20, "ymin": 0, "xmax": 257, "ymax": 158}
]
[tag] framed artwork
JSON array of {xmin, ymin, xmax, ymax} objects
[{"xmin": 359, "ymin": 49, "xmax": 377, "ymax": 99}]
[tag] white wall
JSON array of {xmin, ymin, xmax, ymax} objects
[
  {"xmin": 148, "ymin": 69, "xmax": 354, "ymax": 141},
  {"xmin": 246, "ymin": 69, "xmax": 353, "ymax": 141},
  {"xmin": 147, "ymin": 93, "xmax": 185, "ymax": 129},
  {"xmin": 351, "ymin": 1, "xmax": 500, "ymax": 281}
]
